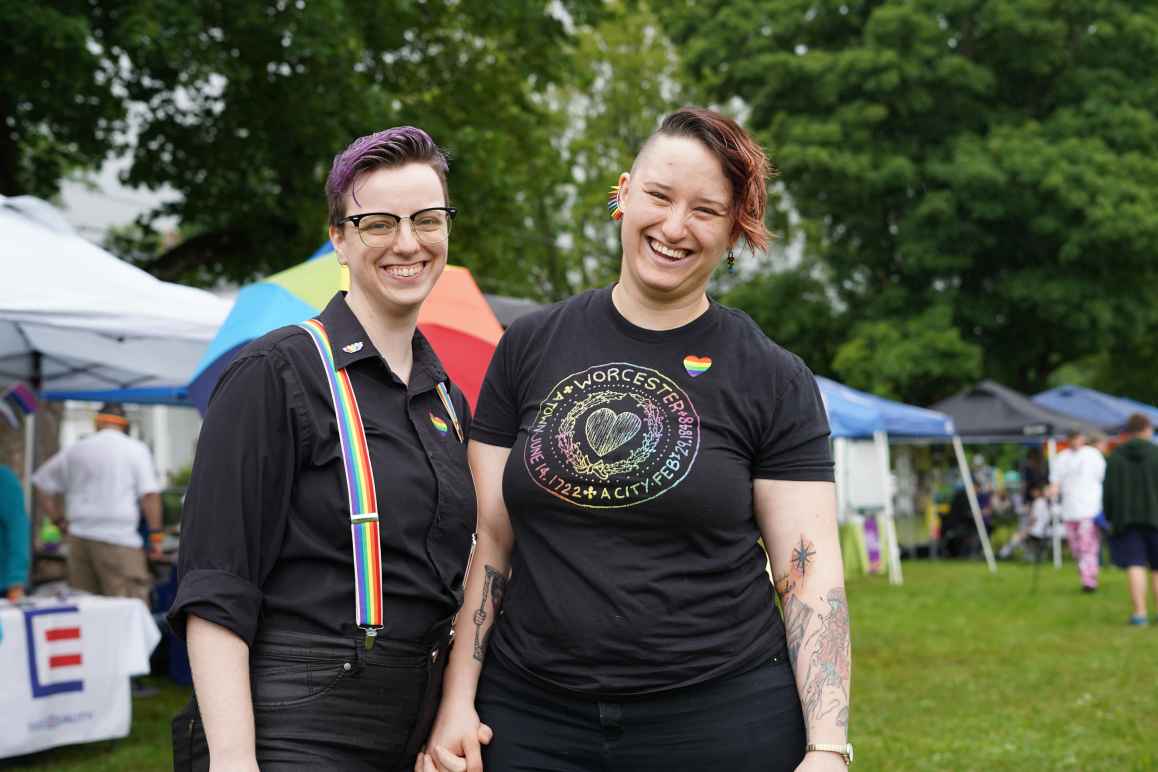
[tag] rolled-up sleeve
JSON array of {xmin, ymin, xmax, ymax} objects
[{"xmin": 167, "ymin": 350, "xmax": 304, "ymax": 645}]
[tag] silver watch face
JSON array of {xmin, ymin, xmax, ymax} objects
[{"xmin": 846, "ymin": 743, "xmax": 854, "ymax": 763}]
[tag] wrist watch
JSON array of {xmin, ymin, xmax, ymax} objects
[{"xmin": 806, "ymin": 742, "xmax": 854, "ymax": 765}]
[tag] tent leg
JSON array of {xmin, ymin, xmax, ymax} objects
[
  {"xmin": 873, "ymin": 432, "xmax": 903, "ymax": 585},
  {"xmin": 952, "ymin": 435, "xmax": 997, "ymax": 573},
  {"xmin": 1047, "ymin": 438, "xmax": 1062, "ymax": 569},
  {"xmin": 22, "ymin": 413, "xmax": 35, "ymax": 513}
]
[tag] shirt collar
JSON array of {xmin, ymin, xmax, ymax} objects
[{"xmin": 315, "ymin": 293, "xmax": 447, "ymax": 390}]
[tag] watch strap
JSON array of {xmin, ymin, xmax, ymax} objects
[{"xmin": 806, "ymin": 742, "xmax": 852, "ymax": 764}]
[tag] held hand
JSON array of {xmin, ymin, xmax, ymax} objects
[
  {"xmin": 795, "ymin": 750, "xmax": 849, "ymax": 771},
  {"xmin": 422, "ymin": 700, "xmax": 493, "ymax": 772},
  {"xmin": 148, "ymin": 544, "xmax": 166, "ymax": 561}
]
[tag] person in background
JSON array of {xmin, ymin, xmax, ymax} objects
[
  {"xmin": 998, "ymin": 483, "xmax": 1050, "ymax": 561},
  {"xmin": 0, "ymin": 463, "xmax": 30, "ymax": 601},
  {"xmin": 1020, "ymin": 447, "xmax": 1049, "ymax": 502},
  {"xmin": 1102, "ymin": 413, "xmax": 1158, "ymax": 626},
  {"xmin": 31, "ymin": 403, "xmax": 162, "ymax": 602},
  {"xmin": 1049, "ymin": 429, "xmax": 1106, "ymax": 592}
]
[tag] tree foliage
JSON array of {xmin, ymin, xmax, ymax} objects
[
  {"xmin": 660, "ymin": 0, "xmax": 1158, "ymax": 402},
  {"xmin": 6, "ymin": 0, "xmax": 605, "ymax": 292},
  {"xmin": 720, "ymin": 267, "xmax": 844, "ymax": 375},
  {"xmin": 1, "ymin": 2, "xmax": 125, "ymax": 197}
]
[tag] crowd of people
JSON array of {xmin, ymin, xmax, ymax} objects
[{"xmin": 980, "ymin": 418, "xmax": 1158, "ymax": 625}]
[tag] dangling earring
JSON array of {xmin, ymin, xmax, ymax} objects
[
  {"xmin": 726, "ymin": 249, "xmax": 736, "ymax": 273},
  {"xmin": 607, "ymin": 185, "xmax": 623, "ymax": 221}
]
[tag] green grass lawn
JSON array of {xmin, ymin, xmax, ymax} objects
[
  {"xmin": 850, "ymin": 561, "xmax": 1155, "ymax": 771},
  {"xmin": 5, "ymin": 561, "xmax": 1155, "ymax": 771}
]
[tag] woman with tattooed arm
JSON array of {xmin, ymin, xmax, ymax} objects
[{"xmin": 419, "ymin": 107, "xmax": 852, "ymax": 772}]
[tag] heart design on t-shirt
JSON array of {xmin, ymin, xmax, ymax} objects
[
  {"xmin": 683, "ymin": 355, "xmax": 713, "ymax": 377},
  {"xmin": 585, "ymin": 407, "xmax": 642, "ymax": 457}
]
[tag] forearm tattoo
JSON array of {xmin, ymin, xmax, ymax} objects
[
  {"xmin": 774, "ymin": 535, "xmax": 851, "ymax": 725},
  {"xmin": 799, "ymin": 587, "xmax": 851, "ymax": 723},
  {"xmin": 472, "ymin": 565, "xmax": 507, "ymax": 663}
]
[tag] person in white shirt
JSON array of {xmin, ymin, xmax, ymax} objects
[
  {"xmin": 1049, "ymin": 430, "xmax": 1107, "ymax": 591},
  {"xmin": 33, "ymin": 403, "xmax": 162, "ymax": 602}
]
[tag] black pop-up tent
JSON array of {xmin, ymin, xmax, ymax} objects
[
  {"xmin": 932, "ymin": 380, "xmax": 1102, "ymax": 567},
  {"xmin": 932, "ymin": 380, "xmax": 1099, "ymax": 443}
]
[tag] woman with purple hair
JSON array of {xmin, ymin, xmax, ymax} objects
[{"xmin": 169, "ymin": 127, "xmax": 478, "ymax": 771}]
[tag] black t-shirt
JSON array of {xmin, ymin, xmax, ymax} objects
[
  {"xmin": 472, "ymin": 287, "xmax": 833, "ymax": 697},
  {"xmin": 168, "ymin": 294, "xmax": 476, "ymax": 646}
]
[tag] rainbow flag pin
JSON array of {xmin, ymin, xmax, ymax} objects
[
  {"xmin": 429, "ymin": 412, "xmax": 449, "ymax": 435},
  {"xmin": 683, "ymin": 355, "xmax": 712, "ymax": 378}
]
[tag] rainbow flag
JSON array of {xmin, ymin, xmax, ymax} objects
[{"xmin": 1, "ymin": 383, "xmax": 37, "ymax": 428}]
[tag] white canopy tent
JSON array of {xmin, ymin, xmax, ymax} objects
[{"xmin": 0, "ymin": 196, "xmax": 230, "ymax": 507}]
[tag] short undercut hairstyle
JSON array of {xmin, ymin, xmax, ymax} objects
[
  {"xmin": 326, "ymin": 127, "xmax": 450, "ymax": 226},
  {"xmin": 1125, "ymin": 412, "xmax": 1152, "ymax": 435},
  {"xmin": 645, "ymin": 107, "xmax": 772, "ymax": 252}
]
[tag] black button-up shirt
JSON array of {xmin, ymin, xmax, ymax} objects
[{"xmin": 169, "ymin": 293, "xmax": 476, "ymax": 645}]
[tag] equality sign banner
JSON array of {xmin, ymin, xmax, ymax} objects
[{"xmin": 0, "ymin": 597, "xmax": 160, "ymax": 759}]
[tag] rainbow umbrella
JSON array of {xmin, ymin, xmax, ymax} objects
[{"xmin": 188, "ymin": 246, "xmax": 503, "ymax": 413}]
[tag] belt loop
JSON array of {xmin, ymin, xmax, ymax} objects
[{"xmin": 353, "ymin": 636, "xmax": 366, "ymax": 672}]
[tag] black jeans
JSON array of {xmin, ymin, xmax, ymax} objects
[
  {"xmin": 477, "ymin": 653, "xmax": 807, "ymax": 772},
  {"xmin": 172, "ymin": 625, "xmax": 450, "ymax": 772}
]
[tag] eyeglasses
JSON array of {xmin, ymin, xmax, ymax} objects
[{"xmin": 339, "ymin": 207, "xmax": 457, "ymax": 248}]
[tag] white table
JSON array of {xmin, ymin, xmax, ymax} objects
[{"xmin": 0, "ymin": 594, "xmax": 161, "ymax": 758}]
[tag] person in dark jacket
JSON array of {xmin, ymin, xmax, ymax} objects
[{"xmin": 1102, "ymin": 412, "xmax": 1158, "ymax": 626}]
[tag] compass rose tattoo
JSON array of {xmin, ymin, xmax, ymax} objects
[{"xmin": 791, "ymin": 536, "xmax": 816, "ymax": 576}]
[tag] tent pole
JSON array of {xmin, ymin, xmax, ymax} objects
[
  {"xmin": 22, "ymin": 413, "xmax": 35, "ymax": 513},
  {"xmin": 1047, "ymin": 438, "xmax": 1062, "ymax": 569},
  {"xmin": 952, "ymin": 435, "xmax": 997, "ymax": 572},
  {"xmin": 874, "ymin": 431, "xmax": 903, "ymax": 585}
]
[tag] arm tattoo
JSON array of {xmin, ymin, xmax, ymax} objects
[
  {"xmin": 790, "ymin": 536, "xmax": 816, "ymax": 577},
  {"xmin": 799, "ymin": 588, "xmax": 851, "ymax": 723},
  {"xmin": 774, "ymin": 535, "xmax": 851, "ymax": 727},
  {"xmin": 472, "ymin": 565, "xmax": 507, "ymax": 663},
  {"xmin": 781, "ymin": 594, "xmax": 814, "ymax": 670}
]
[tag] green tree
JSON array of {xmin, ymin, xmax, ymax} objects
[
  {"xmin": 6, "ymin": 1, "xmax": 604, "ymax": 292},
  {"xmin": 720, "ymin": 267, "xmax": 844, "ymax": 374},
  {"xmin": 660, "ymin": 0, "xmax": 1158, "ymax": 401},
  {"xmin": 1, "ymin": 2, "xmax": 125, "ymax": 196},
  {"xmin": 832, "ymin": 305, "xmax": 982, "ymax": 404},
  {"xmin": 528, "ymin": 0, "xmax": 684, "ymax": 299}
]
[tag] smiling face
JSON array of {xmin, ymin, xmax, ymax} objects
[
  {"xmin": 616, "ymin": 134, "xmax": 735, "ymax": 305},
  {"xmin": 329, "ymin": 162, "xmax": 448, "ymax": 321}
]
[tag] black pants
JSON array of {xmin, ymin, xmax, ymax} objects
[
  {"xmin": 172, "ymin": 626, "xmax": 449, "ymax": 772},
  {"xmin": 477, "ymin": 653, "xmax": 807, "ymax": 772}
]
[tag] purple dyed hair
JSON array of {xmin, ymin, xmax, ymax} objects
[{"xmin": 325, "ymin": 126, "xmax": 450, "ymax": 226}]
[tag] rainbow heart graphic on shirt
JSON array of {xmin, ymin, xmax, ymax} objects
[
  {"xmin": 429, "ymin": 412, "xmax": 449, "ymax": 434},
  {"xmin": 683, "ymin": 355, "xmax": 712, "ymax": 377}
]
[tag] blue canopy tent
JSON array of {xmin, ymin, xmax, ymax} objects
[
  {"xmin": 816, "ymin": 376, "xmax": 885, "ymax": 438},
  {"xmin": 815, "ymin": 378, "xmax": 993, "ymax": 581},
  {"xmin": 1032, "ymin": 385, "xmax": 1158, "ymax": 434}
]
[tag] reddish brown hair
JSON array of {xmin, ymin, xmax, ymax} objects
[{"xmin": 647, "ymin": 107, "xmax": 772, "ymax": 251}]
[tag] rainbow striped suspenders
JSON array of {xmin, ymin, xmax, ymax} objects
[
  {"xmin": 299, "ymin": 319, "xmax": 384, "ymax": 647},
  {"xmin": 298, "ymin": 318, "xmax": 464, "ymax": 650}
]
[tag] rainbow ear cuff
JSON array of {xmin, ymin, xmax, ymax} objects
[{"xmin": 607, "ymin": 185, "xmax": 623, "ymax": 221}]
